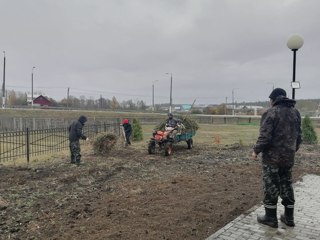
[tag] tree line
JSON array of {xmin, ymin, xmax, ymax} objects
[
  {"xmin": 1, "ymin": 89, "xmax": 148, "ymax": 111},
  {"xmin": 2, "ymin": 89, "xmax": 320, "ymax": 115}
]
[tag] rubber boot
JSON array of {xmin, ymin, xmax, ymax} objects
[
  {"xmin": 75, "ymin": 157, "xmax": 81, "ymax": 166},
  {"xmin": 257, "ymin": 207, "xmax": 278, "ymax": 228},
  {"xmin": 280, "ymin": 206, "xmax": 295, "ymax": 227}
]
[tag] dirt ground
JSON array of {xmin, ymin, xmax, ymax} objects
[{"xmin": 1, "ymin": 142, "xmax": 320, "ymax": 240}]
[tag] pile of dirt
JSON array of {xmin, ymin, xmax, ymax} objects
[{"xmin": 0, "ymin": 143, "xmax": 319, "ymax": 240}]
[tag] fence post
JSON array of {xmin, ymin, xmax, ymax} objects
[
  {"xmin": 117, "ymin": 118, "xmax": 121, "ymax": 136},
  {"xmin": 95, "ymin": 124, "xmax": 98, "ymax": 134},
  {"xmin": 20, "ymin": 117, "xmax": 23, "ymax": 131},
  {"xmin": 104, "ymin": 122, "xmax": 106, "ymax": 132},
  {"xmin": 26, "ymin": 128, "xmax": 30, "ymax": 163}
]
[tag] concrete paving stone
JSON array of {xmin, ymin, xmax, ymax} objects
[
  {"xmin": 295, "ymin": 236, "xmax": 316, "ymax": 240},
  {"xmin": 205, "ymin": 174, "xmax": 320, "ymax": 240},
  {"xmin": 219, "ymin": 235, "xmax": 234, "ymax": 240},
  {"xmin": 306, "ymin": 232, "xmax": 320, "ymax": 237},
  {"xmin": 229, "ymin": 233, "xmax": 241, "ymax": 238},
  {"xmin": 241, "ymin": 224, "xmax": 253, "ymax": 230}
]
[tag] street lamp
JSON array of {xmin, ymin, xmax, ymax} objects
[
  {"xmin": 31, "ymin": 66, "xmax": 35, "ymax": 107},
  {"xmin": 2, "ymin": 51, "xmax": 6, "ymax": 109},
  {"xmin": 287, "ymin": 34, "xmax": 304, "ymax": 100},
  {"xmin": 152, "ymin": 80, "xmax": 159, "ymax": 112},
  {"xmin": 166, "ymin": 73, "xmax": 173, "ymax": 113}
]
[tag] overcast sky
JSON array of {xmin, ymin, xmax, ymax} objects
[{"xmin": 1, "ymin": 0, "xmax": 319, "ymax": 105}]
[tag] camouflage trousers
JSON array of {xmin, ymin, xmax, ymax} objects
[
  {"xmin": 262, "ymin": 164, "xmax": 295, "ymax": 208},
  {"xmin": 69, "ymin": 141, "xmax": 81, "ymax": 164}
]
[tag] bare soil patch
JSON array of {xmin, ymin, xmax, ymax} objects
[{"xmin": 1, "ymin": 143, "xmax": 320, "ymax": 240}]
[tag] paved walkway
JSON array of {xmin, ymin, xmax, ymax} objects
[{"xmin": 206, "ymin": 174, "xmax": 320, "ymax": 240}]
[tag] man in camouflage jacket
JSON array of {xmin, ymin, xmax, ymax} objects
[
  {"xmin": 252, "ymin": 88, "xmax": 302, "ymax": 228},
  {"xmin": 68, "ymin": 115, "xmax": 88, "ymax": 165}
]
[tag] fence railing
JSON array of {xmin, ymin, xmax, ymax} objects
[
  {"xmin": 0, "ymin": 117, "xmax": 120, "ymax": 132},
  {"xmin": 0, "ymin": 123, "xmax": 120, "ymax": 163}
]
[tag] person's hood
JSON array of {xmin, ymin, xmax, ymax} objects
[
  {"xmin": 272, "ymin": 96, "xmax": 296, "ymax": 108},
  {"xmin": 78, "ymin": 115, "xmax": 87, "ymax": 125}
]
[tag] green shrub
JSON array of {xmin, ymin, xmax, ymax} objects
[
  {"xmin": 132, "ymin": 118, "xmax": 143, "ymax": 141},
  {"xmin": 154, "ymin": 116, "xmax": 199, "ymax": 132},
  {"xmin": 92, "ymin": 132, "xmax": 117, "ymax": 155},
  {"xmin": 302, "ymin": 115, "xmax": 318, "ymax": 144}
]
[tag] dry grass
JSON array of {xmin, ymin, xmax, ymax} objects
[
  {"xmin": 141, "ymin": 123, "xmax": 260, "ymax": 147},
  {"xmin": 2, "ymin": 121, "xmax": 320, "ymax": 166}
]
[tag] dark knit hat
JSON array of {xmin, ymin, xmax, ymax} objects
[
  {"xmin": 78, "ymin": 115, "xmax": 87, "ymax": 124},
  {"xmin": 269, "ymin": 88, "xmax": 287, "ymax": 100}
]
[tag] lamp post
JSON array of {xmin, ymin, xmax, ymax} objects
[
  {"xmin": 2, "ymin": 51, "xmax": 6, "ymax": 109},
  {"xmin": 31, "ymin": 66, "xmax": 35, "ymax": 107},
  {"xmin": 166, "ymin": 73, "xmax": 173, "ymax": 113},
  {"xmin": 287, "ymin": 34, "xmax": 304, "ymax": 100},
  {"xmin": 152, "ymin": 80, "xmax": 159, "ymax": 112}
]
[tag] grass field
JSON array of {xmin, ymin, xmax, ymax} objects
[
  {"xmin": 0, "ymin": 108, "xmax": 164, "ymax": 119},
  {"xmin": 1, "ymin": 123, "xmax": 259, "ymax": 165},
  {"xmin": 141, "ymin": 123, "xmax": 260, "ymax": 147},
  {"xmin": 2, "ymin": 108, "xmax": 320, "ymax": 165},
  {"xmin": 3, "ymin": 122, "xmax": 320, "ymax": 166}
]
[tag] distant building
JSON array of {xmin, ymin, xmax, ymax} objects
[
  {"xmin": 237, "ymin": 105, "xmax": 264, "ymax": 116},
  {"xmin": 27, "ymin": 95, "xmax": 52, "ymax": 107},
  {"xmin": 171, "ymin": 104, "xmax": 193, "ymax": 112}
]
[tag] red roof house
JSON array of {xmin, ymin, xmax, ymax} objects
[{"xmin": 33, "ymin": 95, "xmax": 52, "ymax": 107}]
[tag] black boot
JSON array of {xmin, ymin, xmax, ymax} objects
[
  {"xmin": 257, "ymin": 207, "xmax": 278, "ymax": 228},
  {"xmin": 280, "ymin": 206, "xmax": 295, "ymax": 227},
  {"xmin": 75, "ymin": 157, "xmax": 81, "ymax": 166}
]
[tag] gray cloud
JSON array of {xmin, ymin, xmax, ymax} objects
[{"xmin": 1, "ymin": 0, "xmax": 319, "ymax": 105}]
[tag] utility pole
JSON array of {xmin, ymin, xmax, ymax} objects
[
  {"xmin": 170, "ymin": 74, "xmax": 172, "ymax": 113},
  {"xmin": 2, "ymin": 51, "xmax": 6, "ymax": 109},
  {"xmin": 166, "ymin": 73, "xmax": 173, "ymax": 113},
  {"xmin": 67, "ymin": 87, "xmax": 70, "ymax": 109},
  {"xmin": 232, "ymin": 88, "xmax": 238, "ymax": 116},
  {"xmin": 31, "ymin": 66, "xmax": 35, "ymax": 107},
  {"xmin": 225, "ymin": 97, "xmax": 228, "ymax": 115},
  {"xmin": 232, "ymin": 90, "xmax": 235, "ymax": 116},
  {"xmin": 152, "ymin": 80, "xmax": 159, "ymax": 112}
]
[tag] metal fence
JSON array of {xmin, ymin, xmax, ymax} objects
[
  {"xmin": 0, "ymin": 117, "xmax": 120, "ymax": 132},
  {"xmin": 0, "ymin": 123, "xmax": 120, "ymax": 162}
]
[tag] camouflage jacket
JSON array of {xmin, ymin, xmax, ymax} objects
[{"xmin": 254, "ymin": 96, "xmax": 302, "ymax": 167}]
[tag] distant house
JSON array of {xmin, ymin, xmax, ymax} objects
[{"xmin": 32, "ymin": 95, "xmax": 52, "ymax": 107}]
